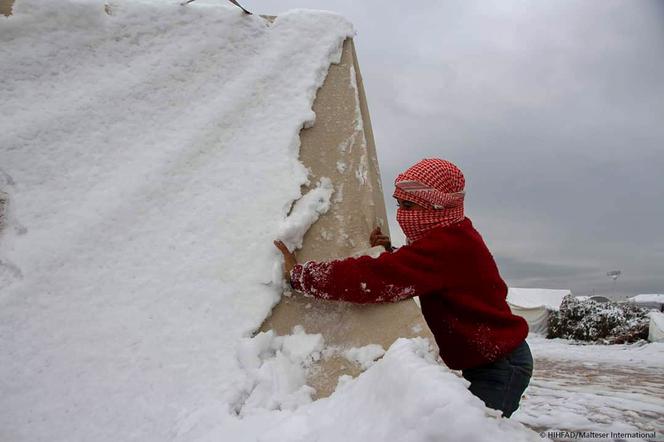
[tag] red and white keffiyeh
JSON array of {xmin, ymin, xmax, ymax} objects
[{"xmin": 393, "ymin": 158, "xmax": 466, "ymax": 243}]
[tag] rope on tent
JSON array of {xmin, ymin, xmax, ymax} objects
[{"xmin": 181, "ymin": 0, "xmax": 252, "ymax": 15}]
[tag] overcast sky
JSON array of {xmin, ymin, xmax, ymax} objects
[{"xmin": 244, "ymin": 0, "xmax": 664, "ymax": 297}]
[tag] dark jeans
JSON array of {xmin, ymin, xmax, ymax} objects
[{"xmin": 461, "ymin": 340, "xmax": 533, "ymax": 418}]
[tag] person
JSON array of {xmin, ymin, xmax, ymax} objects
[{"xmin": 273, "ymin": 158, "xmax": 533, "ymax": 418}]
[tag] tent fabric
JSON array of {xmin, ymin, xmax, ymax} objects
[
  {"xmin": 506, "ymin": 288, "xmax": 571, "ymax": 335},
  {"xmin": 648, "ymin": 312, "xmax": 664, "ymax": 343},
  {"xmin": 508, "ymin": 305, "xmax": 550, "ymax": 334},
  {"xmin": 507, "ymin": 288, "xmax": 570, "ymax": 310}
]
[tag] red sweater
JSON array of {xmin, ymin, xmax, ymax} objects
[{"xmin": 289, "ymin": 218, "xmax": 528, "ymax": 370}]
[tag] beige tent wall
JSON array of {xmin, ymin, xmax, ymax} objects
[
  {"xmin": 1, "ymin": 0, "xmax": 14, "ymax": 17},
  {"xmin": 260, "ymin": 38, "xmax": 435, "ymax": 399}
]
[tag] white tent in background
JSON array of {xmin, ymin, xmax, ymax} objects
[
  {"xmin": 630, "ymin": 296, "xmax": 664, "ymax": 342},
  {"xmin": 628, "ymin": 294, "xmax": 664, "ymax": 311},
  {"xmin": 630, "ymin": 294, "xmax": 664, "ymax": 303},
  {"xmin": 507, "ymin": 288, "xmax": 571, "ymax": 334},
  {"xmin": 648, "ymin": 312, "xmax": 664, "ymax": 343}
]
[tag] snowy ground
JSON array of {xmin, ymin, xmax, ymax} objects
[{"xmin": 514, "ymin": 335, "xmax": 664, "ymax": 441}]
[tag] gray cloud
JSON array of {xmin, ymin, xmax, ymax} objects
[
  {"xmin": 245, "ymin": 0, "xmax": 664, "ymax": 296},
  {"xmin": 493, "ymin": 255, "xmax": 598, "ymax": 285}
]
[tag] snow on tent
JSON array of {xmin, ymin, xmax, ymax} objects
[
  {"xmin": 628, "ymin": 294, "xmax": 664, "ymax": 311},
  {"xmin": 507, "ymin": 288, "xmax": 571, "ymax": 335},
  {"xmin": 0, "ymin": 1, "xmax": 540, "ymax": 441}
]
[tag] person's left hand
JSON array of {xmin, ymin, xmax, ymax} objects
[
  {"xmin": 370, "ymin": 227, "xmax": 392, "ymax": 251},
  {"xmin": 273, "ymin": 240, "xmax": 297, "ymax": 282}
]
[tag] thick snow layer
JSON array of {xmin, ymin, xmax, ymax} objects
[
  {"xmin": 0, "ymin": 2, "xmax": 540, "ymax": 441},
  {"xmin": 507, "ymin": 287, "xmax": 571, "ymax": 311},
  {"xmin": 234, "ymin": 339, "xmax": 539, "ymax": 442},
  {"xmin": 235, "ymin": 326, "xmax": 324, "ymax": 414}
]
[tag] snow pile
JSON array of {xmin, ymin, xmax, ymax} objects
[
  {"xmin": 548, "ymin": 296, "xmax": 650, "ymax": 343},
  {"xmin": 235, "ymin": 326, "xmax": 324, "ymax": 414},
  {"xmin": 252, "ymin": 339, "xmax": 539, "ymax": 442},
  {"xmin": 343, "ymin": 343, "xmax": 385, "ymax": 369},
  {"xmin": 277, "ymin": 178, "xmax": 334, "ymax": 252}
]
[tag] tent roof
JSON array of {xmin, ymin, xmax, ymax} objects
[{"xmin": 507, "ymin": 287, "xmax": 571, "ymax": 311}]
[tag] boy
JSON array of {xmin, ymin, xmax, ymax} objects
[{"xmin": 274, "ymin": 158, "xmax": 532, "ymax": 418}]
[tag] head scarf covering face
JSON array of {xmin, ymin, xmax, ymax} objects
[{"xmin": 393, "ymin": 158, "xmax": 466, "ymax": 243}]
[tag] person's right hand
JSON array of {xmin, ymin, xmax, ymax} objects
[{"xmin": 370, "ymin": 227, "xmax": 392, "ymax": 251}]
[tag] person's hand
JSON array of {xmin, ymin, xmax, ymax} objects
[
  {"xmin": 273, "ymin": 240, "xmax": 298, "ymax": 282},
  {"xmin": 370, "ymin": 227, "xmax": 392, "ymax": 251}
]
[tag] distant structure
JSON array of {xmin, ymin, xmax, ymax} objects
[
  {"xmin": 606, "ymin": 269, "xmax": 621, "ymax": 294},
  {"xmin": 607, "ymin": 270, "xmax": 621, "ymax": 281},
  {"xmin": 589, "ymin": 295, "xmax": 611, "ymax": 303},
  {"xmin": 627, "ymin": 294, "xmax": 664, "ymax": 312},
  {"xmin": 506, "ymin": 288, "xmax": 571, "ymax": 335}
]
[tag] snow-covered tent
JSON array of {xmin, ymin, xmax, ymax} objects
[
  {"xmin": 628, "ymin": 294, "xmax": 664, "ymax": 311},
  {"xmin": 648, "ymin": 311, "xmax": 664, "ymax": 343},
  {"xmin": 507, "ymin": 288, "xmax": 571, "ymax": 334},
  {"xmin": 1, "ymin": 2, "xmax": 543, "ymax": 440}
]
